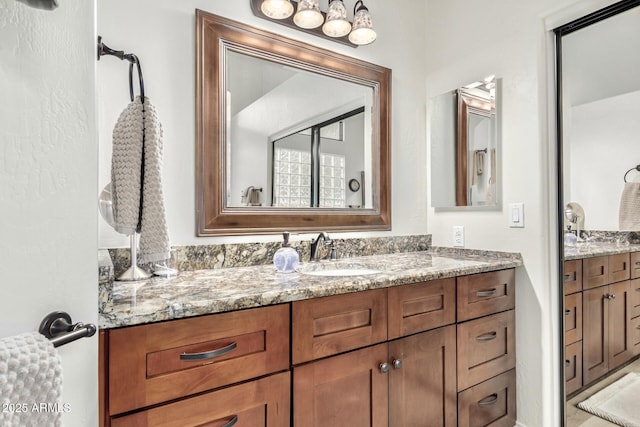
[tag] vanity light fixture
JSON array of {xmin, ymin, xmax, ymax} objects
[
  {"xmin": 293, "ymin": 0, "xmax": 324, "ymax": 28},
  {"xmin": 322, "ymin": 0, "xmax": 351, "ymax": 38},
  {"xmin": 253, "ymin": 0, "xmax": 376, "ymax": 47},
  {"xmin": 260, "ymin": 0, "xmax": 294, "ymax": 19},
  {"xmin": 349, "ymin": 0, "xmax": 376, "ymax": 45}
]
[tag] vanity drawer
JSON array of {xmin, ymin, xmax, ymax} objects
[
  {"xmin": 632, "ymin": 252, "xmax": 640, "ymax": 280},
  {"xmin": 632, "ymin": 278, "xmax": 640, "ymax": 319},
  {"xmin": 108, "ymin": 304, "xmax": 290, "ymax": 415},
  {"xmin": 609, "ymin": 253, "xmax": 631, "ymax": 283},
  {"xmin": 563, "ymin": 259, "xmax": 582, "ymax": 295},
  {"xmin": 457, "ymin": 269, "xmax": 515, "ymax": 322},
  {"xmin": 583, "ymin": 256, "xmax": 609, "ymax": 290},
  {"xmin": 564, "ymin": 292, "xmax": 583, "ymax": 345},
  {"xmin": 457, "ymin": 310, "xmax": 515, "ymax": 391},
  {"xmin": 565, "ymin": 341, "xmax": 582, "ymax": 396},
  {"xmin": 457, "ymin": 369, "xmax": 516, "ymax": 427},
  {"xmin": 632, "ymin": 316, "xmax": 640, "ymax": 357},
  {"xmin": 111, "ymin": 371, "xmax": 290, "ymax": 427},
  {"xmin": 387, "ymin": 278, "xmax": 455, "ymax": 339},
  {"xmin": 292, "ymin": 288, "xmax": 387, "ymax": 364}
]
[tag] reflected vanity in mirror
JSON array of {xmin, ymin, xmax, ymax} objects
[
  {"xmin": 196, "ymin": 10, "xmax": 391, "ymax": 235},
  {"xmin": 430, "ymin": 76, "xmax": 500, "ymax": 208}
]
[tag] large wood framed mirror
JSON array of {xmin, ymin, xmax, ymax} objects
[{"xmin": 196, "ymin": 10, "xmax": 391, "ymax": 235}]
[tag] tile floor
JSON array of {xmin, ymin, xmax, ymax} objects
[{"xmin": 566, "ymin": 357, "xmax": 640, "ymax": 426}]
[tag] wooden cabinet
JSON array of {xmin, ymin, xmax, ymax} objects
[
  {"xmin": 101, "ymin": 304, "xmax": 290, "ymax": 426},
  {"xmin": 565, "ymin": 292, "xmax": 582, "ymax": 345},
  {"xmin": 455, "ymin": 270, "xmax": 516, "ymax": 426},
  {"xmin": 102, "ymin": 269, "xmax": 517, "ymax": 427},
  {"xmin": 292, "ymin": 278, "xmax": 459, "ymax": 427},
  {"xmin": 583, "ymin": 280, "xmax": 632, "ymax": 385}
]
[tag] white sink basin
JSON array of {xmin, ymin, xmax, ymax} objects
[{"xmin": 298, "ymin": 262, "xmax": 383, "ymax": 277}]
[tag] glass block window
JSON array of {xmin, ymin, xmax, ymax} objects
[
  {"xmin": 273, "ymin": 148, "xmax": 312, "ymax": 207},
  {"xmin": 273, "ymin": 148, "xmax": 345, "ymax": 208},
  {"xmin": 319, "ymin": 153, "xmax": 346, "ymax": 208}
]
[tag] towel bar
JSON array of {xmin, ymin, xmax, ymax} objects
[{"xmin": 39, "ymin": 311, "xmax": 97, "ymax": 348}]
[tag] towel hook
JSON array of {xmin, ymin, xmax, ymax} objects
[
  {"xmin": 128, "ymin": 56, "xmax": 145, "ymax": 103},
  {"xmin": 623, "ymin": 165, "xmax": 640, "ymax": 183}
]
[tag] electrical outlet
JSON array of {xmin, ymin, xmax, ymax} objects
[{"xmin": 453, "ymin": 226, "xmax": 465, "ymax": 247}]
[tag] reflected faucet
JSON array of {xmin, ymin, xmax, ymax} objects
[{"xmin": 309, "ymin": 232, "xmax": 335, "ymax": 262}]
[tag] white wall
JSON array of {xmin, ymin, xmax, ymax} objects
[
  {"xmin": 425, "ymin": 1, "xmax": 618, "ymax": 426},
  {"xmin": 0, "ymin": 1, "xmax": 98, "ymax": 426},
  {"xmin": 568, "ymin": 90, "xmax": 640, "ymax": 230},
  {"xmin": 97, "ymin": 0, "xmax": 428, "ymax": 248}
]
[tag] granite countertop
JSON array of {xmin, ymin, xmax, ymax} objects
[
  {"xmin": 99, "ymin": 250, "xmax": 523, "ymax": 330},
  {"xmin": 564, "ymin": 242, "xmax": 640, "ymax": 260}
]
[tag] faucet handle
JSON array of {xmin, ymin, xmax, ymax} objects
[{"xmin": 329, "ymin": 241, "xmax": 338, "ymax": 261}]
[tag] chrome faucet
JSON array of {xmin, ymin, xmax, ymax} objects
[{"xmin": 309, "ymin": 232, "xmax": 334, "ymax": 262}]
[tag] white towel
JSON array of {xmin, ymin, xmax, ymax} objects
[
  {"xmin": 0, "ymin": 332, "xmax": 62, "ymax": 427},
  {"xmin": 111, "ymin": 96, "xmax": 170, "ymax": 263},
  {"xmin": 619, "ymin": 182, "xmax": 640, "ymax": 230}
]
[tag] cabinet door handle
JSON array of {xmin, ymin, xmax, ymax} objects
[
  {"xmin": 477, "ymin": 393, "xmax": 499, "ymax": 407},
  {"xmin": 379, "ymin": 362, "xmax": 390, "ymax": 373},
  {"xmin": 392, "ymin": 359, "xmax": 403, "ymax": 370},
  {"xmin": 476, "ymin": 331, "xmax": 497, "ymax": 342},
  {"xmin": 608, "ymin": 294, "xmax": 616, "ymax": 300},
  {"xmin": 565, "ymin": 309, "xmax": 571, "ymax": 316},
  {"xmin": 476, "ymin": 289, "xmax": 497, "ymax": 298},
  {"xmin": 563, "ymin": 274, "xmax": 572, "ymax": 281},
  {"xmin": 180, "ymin": 342, "xmax": 237, "ymax": 361},
  {"xmin": 221, "ymin": 415, "xmax": 238, "ymax": 427}
]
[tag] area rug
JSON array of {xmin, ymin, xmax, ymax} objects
[{"xmin": 577, "ymin": 372, "xmax": 640, "ymax": 427}]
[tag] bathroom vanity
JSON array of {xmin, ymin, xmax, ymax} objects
[
  {"xmin": 98, "ymin": 251, "xmax": 521, "ymax": 427},
  {"xmin": 563, "ymin": 245, "xmax": 640, "ymax": 396}
]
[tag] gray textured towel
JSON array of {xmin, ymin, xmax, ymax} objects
[
  {"xmin": 619, "ymin": 182, "xmax": 640, "ymax": 230},
  {"xmin": 111, "ymin": 96, "xmax": 170, "ymax": 263}
]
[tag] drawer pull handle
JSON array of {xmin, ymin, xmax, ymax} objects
[
  {"xmin": 565, "ymin": 359, "xmax": 571, "ymax": 367},
  {"xmin": 476, "ymin": 332, "xmax": 497, "ymax": 342},
  {"xmin": 476, "ymin": 289, "xmax": 497, "ymax": 298},
  {"xmin": 222, "ymin": 416, "xmax": 238, "ymax": 427},
  {"xmin": 563, "ymin": 274, "xmax": 572, "ymax": 280},
  {"xmin": 565, "ymin": 309, "xmax": 571, "ymax": 316},
  {"xmin": 477, "ymin": 393, "xmax": 499, "ymax": 407},
  {"xmin": 635, "ymin": 261, "xmax": 640, "ymax": 267},
  {"xmin": 180, "ymin": 342, "xmax": 237, "ymax": 361}
]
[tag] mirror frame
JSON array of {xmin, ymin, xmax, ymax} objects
[
  {"xmin": 455, "ymin": 89, "xmax": 494, "ymax": 206},
  {"xmin": 195, "ymin": 10, "xmax": 391, "ymax": 236}
]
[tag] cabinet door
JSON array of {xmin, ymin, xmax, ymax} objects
[
  {"xmin": 388, "ymin": 326, "xmax": 457, "ymax": 427},
  {"xmin": 608, "ymin": 280, "xmax": 632, "ymax": 370},
  {"xmin": 565, "ymin": 341, "xmax": 582, "ymax": 396},
  {"xmin": 293, "ymin": 343, "xmax": 389, "ymax": 427},
  {"xmin": 564, "ymin": 292, "xmax": 582, "ymax": 345},
  {"xmin": 582, "ymin": 286, "xmax": 608, "ymax": 385},
  {"xmin": 632, "ymin": 316, "xmax": 640, "ymax": 356},
  {"xmin": 563, "ymin": 259, "xmax": 582, "ymax": 295},
  {"xmin": 111, "ymin": 371, "xmax": 290, "ymax": 427}
]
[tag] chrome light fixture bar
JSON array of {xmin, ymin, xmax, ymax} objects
[{"xmin": 250, "ymin": 0, "xmax": 376, "ymax": 47}]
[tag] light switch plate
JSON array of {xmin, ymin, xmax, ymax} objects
[
  {"xmin": 509, "ymin": 203, "xmax": 524, "ymax": 228},
  {"xmin": 453, "ymin": 226, "xmax": 465, "ymax": 247}
]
